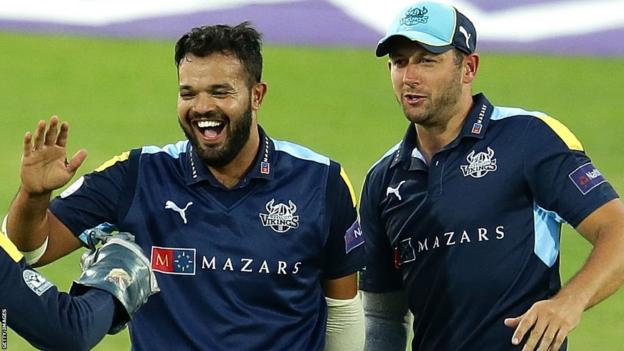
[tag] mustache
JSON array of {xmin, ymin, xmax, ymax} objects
[{"xmin": 189, "ymin": 109, "xmax": 229, "ymax": 120}]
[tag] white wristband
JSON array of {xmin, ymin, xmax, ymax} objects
[
  {"xmin": 21, "ymin": 237, "xmax": 49, "ymax": 265},
  {"xmin": 1, "ymin": 215, "xmax": 7, "ymax": 236},
  {"xmin": 2, "ymin": 214, "xmax": 48, "ymax": 265}
]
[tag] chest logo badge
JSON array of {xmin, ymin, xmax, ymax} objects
[
  {"xmin": 460, "ymin": 147, "xmax": 498, "ymax": 178},
  {"xmin": 386, "ymin": 180, "xmax": 406, "ymax": 201},
  {"xmin": 165, "ymin": 200, "xmax": 193, "ymax": 224},
  {"xmin": 259, "ymin": 199, "xmax": 299, "ymax": 233}
]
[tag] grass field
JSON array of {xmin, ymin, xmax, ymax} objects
[{"xmin": 0, "ymin": 31, "xmax": 623, "ymax": 350}]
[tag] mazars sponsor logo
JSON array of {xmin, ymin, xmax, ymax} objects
[
  {"xmin": 395, "ymin": 225, "xmax": 505, "ymax": 266},
  {"xmin": 151, "ymin": 246, "xmax": 196, "ymax": 275},
  {"xmin": 201, "ymin": 256, "xmax": 302, "ymax": 275},
  {"xmin": 152, "ymin": 246, "xmax": 303, "ymax": 276}
]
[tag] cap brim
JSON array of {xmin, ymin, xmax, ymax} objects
[{"xmin": 375, "ymin": 33, "xmax": 453, "ymax": 57}]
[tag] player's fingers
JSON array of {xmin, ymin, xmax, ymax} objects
[
  {"xmin": 23, "ymin": 132, "xmax": 33, "ymax": 157},
  {"xmin": 504, "ymin": 317, "xmax": 521, "ymax": 328},
  {"xmin": 32, "ymin": 120, "xmax": 46, "ymax": 150},
  {"xmin": 548, "ymin": 328, "xmax": 567, "ymax": 351},
  {"xmin": 56, "ymin": 121, "xmax": 69, "ymax": 147},
  {"xmin": 536, "ymin": 324, "xmax": 558, "ymax": 351},
  {"xmin": 44, "ymin": 116, "xmax": 59, "ymax": 145},
  {"xmin": 521, "ymin": 319, "xmax": 548, "ymax": 351},
  {"xmin": 511, "ymin": 313, "xmax": 536, "ymax": 346},
  {"xmin": 67, "ymin": 149, "xmax": 88, "ymax": 173}
]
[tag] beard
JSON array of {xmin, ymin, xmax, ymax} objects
[
  {"xmin": 401, "ymin": 69, "xmax": 463, "ymax": 127},
  {"xmin": 180, "ymin": 104, "xmax": 253, "ymax": 168}
]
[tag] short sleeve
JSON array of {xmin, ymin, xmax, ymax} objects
[
  {"xmin": 321, "ymin": 162, "xmax": 366, "ymax": 279},
  {"xmin": 522, "ymin": 115, "xmax": 619, "ymax": 227},
  {"xmin": 358, "ymin": 168, "xmax": 404, "ymax": 293},
  {"xmin": 49, "ymin": 149, "xmax": 139, "ymax": 243}
]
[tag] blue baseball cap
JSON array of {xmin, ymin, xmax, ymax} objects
[{"xmin": 376, "ymin": 1, "xmax": 477, "ymax": 57}]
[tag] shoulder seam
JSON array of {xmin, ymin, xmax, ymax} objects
[
  {"xmin": 141, "ymin": 140, "xmax": 188, "ymax": 159},
  {"xmin": 273, "ymin": 139, "xmax": 330, "ymax": 166},
  {"xmin": 367, "ymin": 142, "xmax": 401, "ymax": 175}
]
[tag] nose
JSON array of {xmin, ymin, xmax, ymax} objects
[
  {"xmin": 402, "ymin": 62, "xmax": 422, "ymax": 86},
  {"xmin": 193, "ymin": 92, "xmax": 216, "ymax": 114}
]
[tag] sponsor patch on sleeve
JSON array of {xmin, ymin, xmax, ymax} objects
[
  {"xmin": 568, "ymin": 162, "xmax": 606, "ymax": 195},
  {"xmin": 344, "ymin": 220, "xmax": 364, "ymax": 254},
  {"xmin": 23, "ymin": 270, "xmax": 53, "ymax": 296}
]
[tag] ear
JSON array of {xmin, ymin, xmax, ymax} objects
[
  {"xmin": 251, "ymin": 82, "xmax": 268, "ymax": 111},
  {"xmin": 463, "ymin": 53, "xmax": 480, "ymax": 84}
]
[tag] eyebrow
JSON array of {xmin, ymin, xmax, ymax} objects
[{"xmin": 178, "ymin": 83, "xmax": 234, "ymax": 91}]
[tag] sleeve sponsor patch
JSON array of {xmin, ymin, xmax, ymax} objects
[
  {"xmin": 568, "ymin": 162, "xmax": 606, "ymax": 195},
  {"xmin": 344, "ymin": 220, "xmax": 364, "ymax": 254},
  {"xmin": 23, "ymin": 270, "xmax": 53, "ymax": 296}
]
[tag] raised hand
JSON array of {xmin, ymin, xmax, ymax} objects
[{"xmin": 21, "ymin": 116, "xmax": 87, "ymax": 195}]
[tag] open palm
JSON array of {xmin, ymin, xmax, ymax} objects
[{"xmin": 21, "ymin": 116, "xmax": 87, "ymax": 195}]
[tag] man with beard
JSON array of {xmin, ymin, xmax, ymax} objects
[
  {"xmin": 5, "ymin": 23, "xmax": 365, "ymax": 350},
  {"xmin": 359, "ymin": 1, "xmax": 624, "ymax": 351}
]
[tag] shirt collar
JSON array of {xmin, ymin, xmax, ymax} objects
[
  {"xmin": 390, "ymin": 93, "xmax": 494, "ymax": 169},
  {"xmin": 185, "ymin": 125, "xmax": 275, "ymax": 187},
  {"xmin": 457, "ymin": 93, "xmax": 493, "ymax": 140}
]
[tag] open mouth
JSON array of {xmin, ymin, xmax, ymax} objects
[
  {"xmin": 195, "ymin": 119, "xmax": 227, "ymax": 140},
  {"xmin": 404, "ymin": 93, "xmax": 425, "ymax": 104}
]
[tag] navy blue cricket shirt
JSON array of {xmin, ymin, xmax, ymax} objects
[
  {"xmin": 359, "ymin": 94, "xmax": 619, "ymax": 350},
  {"xmin": 50, "ymin": 127, "xmax": 366, "ymax": 350}
]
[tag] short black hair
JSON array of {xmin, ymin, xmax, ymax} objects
[{"xmin": 174, "ymin": 21, "xmax": 263, "ymax": 86}]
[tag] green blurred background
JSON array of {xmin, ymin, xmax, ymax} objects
[{"xmin": 1, "ymin": 32, "xmax": 623, "ymax": 350}]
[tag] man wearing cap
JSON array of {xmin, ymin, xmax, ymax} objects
[{"xmin": 359, "ymin": 1, "xmax": 624, "ymax": 350}]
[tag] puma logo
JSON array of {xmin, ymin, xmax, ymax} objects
[
  {"xmin": 165, "ymin": 200, "xmax": 193, "ymax": 224},
  {"xmin": 386, "ymin": 181, "xmax": 406, "ymax": 201},
  {"xmin": 459, "ymin": 26, "xmax": 471, "ymax": 49}
]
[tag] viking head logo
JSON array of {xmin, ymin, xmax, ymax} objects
[
  {"xmin": 461, "ymin": 147, "xmax": 498, "ymax": 178},
  {"xmin": 260, "ymin": 199, "xmax": 300, "ymax": 233}
]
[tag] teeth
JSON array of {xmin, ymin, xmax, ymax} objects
[{"xmin": 197, "ymin": 120, "xmax": 222, "ymax": 128}]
